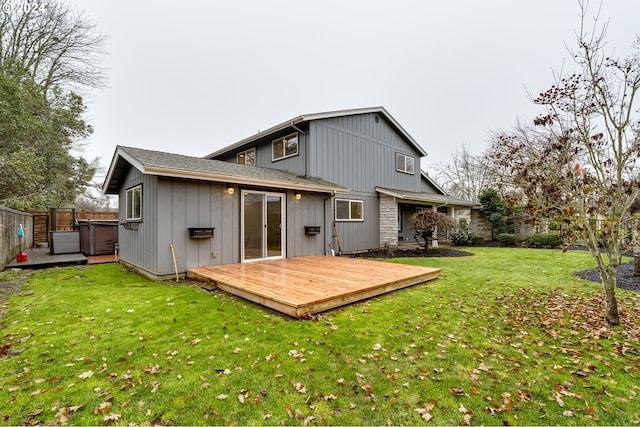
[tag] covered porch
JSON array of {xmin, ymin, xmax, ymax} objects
[
  {"xmin": 187, "ymin": 255, "xmax": 440, "ymax": 318},
  {"xmin": 377, "ymin": 187, "xmax": 480, "ymax": 249}
]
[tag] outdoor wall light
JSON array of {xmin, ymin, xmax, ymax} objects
[
  {"xmin": 295, "ymin": 193, "xmax": 302, "ymax": 200},
  {"xmin": 227, "ymin": 186, "xmax": 235, "ymax": 195}
]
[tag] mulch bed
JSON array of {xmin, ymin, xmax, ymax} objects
[
  {"xmin": 575, "ymin": 262, "xmax": 640, "ymax": 292},
  {"xmin": 349, "ymin": 247, "xmax": 474, "ymax": 258}
]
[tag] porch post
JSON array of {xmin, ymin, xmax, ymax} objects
[
  {"xmin": 379, "ymin": 194, "xmax": 398, "ymax": 249},
  {"xmin": 431, "ymin": 205, "xmax": 438, "ymax": 248}
]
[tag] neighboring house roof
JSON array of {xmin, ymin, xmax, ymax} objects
[
  {"xmin": 204, "ymin": 106, "xmax": 428, "ymax": 159},
  {"xmin": 102, "ymin": 146, "xmax": 349, "ymax": 195},
  {"xmin": 376, "ymin": 187, "xmax": 480, "ymax": 208}
]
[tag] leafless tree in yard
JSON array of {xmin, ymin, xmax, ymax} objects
[
  {"xmin": 488, "ymin": 1, "xmax": 640, "ymax": 326},
  {"xmin": 0, "ymin": 0, "xmax": 107, "ymax": 93},
  {"xmin": 432, "ymin": 143, "xmax": 494, "ymax": 203}
]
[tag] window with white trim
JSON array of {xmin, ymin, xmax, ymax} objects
[
  {"xmin": 272, "ymin": 133, "xmax": 298, "ymax": 161},
  {"xmin": 126, "ymin": 185, "xmax": 142, "ymax": 221},
  {"xmin": 237, "ymin": 148, "xmax": 256, "ymax": 166},
  {"xmin": 395, "ymin": 153, "xmax": 415, "ymax": 174},
  {"xmin": 335, "ymin": 199, "xmax": 364, "ymax": 221}
]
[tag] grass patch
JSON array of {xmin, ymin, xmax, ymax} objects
[{"xmin": 0, "ymin": 248, "xmax": 639, "ymax": 425}]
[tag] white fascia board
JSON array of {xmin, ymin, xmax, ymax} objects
[
  {"xmin": 101, "ymin": 146, "xmax": 147, "ymax": 194},
  {"xmin": 144, "ymin": 166, "xmax": 349, "ymax": 194}
]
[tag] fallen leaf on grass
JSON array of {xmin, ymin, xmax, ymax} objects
[
  {"xmin": 415, "ymin": 402, "xmax": 435, "ymax": 421},
  {"xmin": 78, "ymin": 370, "xmax": 94, "ymax": 379},
  {"xmin": 55, "ymin": 405, "xmax": 82, "ymax": 424},
  {"xmin": 292, "ymin": 382, "xmax": 307, "ymax": 394},
  {"xmin": 93, "ymin": 402, "xmax": 112, "ymax": 414},
  {"xmin": 459, "ymin": 403, "xmax": 473, "ymax": 425},
  {"xmin": 449, "ymin": 386, "xmax": 465, "ymax": 396},
  {"xmin": 103, "ymin": 413, "xmax": 121, "ymax": 422}
]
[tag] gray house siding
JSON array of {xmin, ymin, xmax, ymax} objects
[
  {"xmin": 331, "ymin": 192, "xmax": 379, "ymax": 253},
  {"xmin": 421, "ymin": 177, "xmax": 441, "ymax": 193},
  {"xmin": 118, "ymin": 168, "xmax": 159, "ymax": 275},
  {"xmin": 210, "ymin": 112, "xmax": 431, "ymax": 254},
  {"xmin": 120, "ymin": 171, "xmax": 331, "ymax": 277},
  {"xmin": 307, "ymin": 114, "xmax": 423, "ymax": 192},
  {"xmin": 155, "ymin": 179, "xmax": 235, "ymax": 277},
  {"xmin": 286, "ymin": 191, "xmax": 326, "ymax": 258},
  {"xmin": 219, "ymin": 129, "xmax": 308, "ymax": 176},
  {"xmin": 307, "ymin": 114, "xmax": 421, "ymax": 253}
]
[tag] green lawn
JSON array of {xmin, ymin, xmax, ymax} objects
[{"xmin": 0, "ymin": 248, "xmax": 639, "ymax": 425}]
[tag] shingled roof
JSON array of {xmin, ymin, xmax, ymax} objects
[
  {"xmin": 376, "ymin": 187, "xmax": 480, "ymax": 208},
  {"xmin": 102, "ymin": 146, "xmax": 349, "ymax": 195}
]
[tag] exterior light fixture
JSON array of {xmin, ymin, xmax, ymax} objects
[
  {"xmin": 227, "ymin": 186, "xmax": 234, "ymax": 195},
  {"xmin": 295, "ymin": 193, "xmax": 302, "ymax": 200}
]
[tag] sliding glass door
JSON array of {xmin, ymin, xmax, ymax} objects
[{"xmin": 242, "ymin": 191, "xmax": 285, "ymax": 262}]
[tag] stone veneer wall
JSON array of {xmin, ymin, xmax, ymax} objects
[
  {"xmin": 379, "ymin": 194, "xmax": 398, "ymax": 248},
  {"xmin": 470, "ymin": 209, "xmax": 493, "ymax": 241}
]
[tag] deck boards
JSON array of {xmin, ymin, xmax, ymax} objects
[{"xmin": 187, "ymin": 255, "xmax": 441, "ymax": 318}]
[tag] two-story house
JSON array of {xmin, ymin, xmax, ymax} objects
[{"xmin": 103, "ymin": 107, "xmax": 476, "ymax": 279}]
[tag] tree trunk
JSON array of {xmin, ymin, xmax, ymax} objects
[
  {"xmin": 602, "ymin": 267, "xmax": 621, "ymax": 326},
  {"xmin": 634, "ymin": 245, "xmax": 640, "ymax": 276}
]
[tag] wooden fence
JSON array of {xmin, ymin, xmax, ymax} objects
[
  {"xmin": 1, "ymin": 205, "xmax": 34, "ymax": 270},
  {"xmin": 27, "ymin": 209, "xmax": 118, "ymax": 244}
]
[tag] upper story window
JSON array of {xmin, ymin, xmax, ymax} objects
[
  {"xmin": 272, "ymin": 133, "xmax": 298, "ymax": 161},
  {"xmin": 396, "ymin": 153, "xmax": 415, "ymax": 174},
  {"xmin": 335, "ymin": 199, "xmax": 364, "ymax": 222},
  {"xmin": 237, "ymin": 148, "xmax": 256, "ymax": 166},
  {"xmin": 126, "ymin": 184, "xmax": 142, "ymax": 221}
]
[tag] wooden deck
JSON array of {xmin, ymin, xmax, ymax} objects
[{"xmin": 187, "ymin": 255, "xmax": 441, "ymax": 318}]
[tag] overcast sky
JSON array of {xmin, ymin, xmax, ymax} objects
[{"xmin": 71, "ymin": 0, "xmax": 639, "ymax": 182}]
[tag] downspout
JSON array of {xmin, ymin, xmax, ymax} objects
[{"xmin": 323, "ymin": 192, "xmax": 335, "ymax": 255}]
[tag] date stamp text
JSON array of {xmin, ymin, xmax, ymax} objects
[{"xmin": 2, "ymin": 1, "xmax": 47, "ymax": 14}]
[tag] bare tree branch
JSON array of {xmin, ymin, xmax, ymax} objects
[{"xmin": 0, "ymin": 1, "xmax": 107, "ymax": 94}]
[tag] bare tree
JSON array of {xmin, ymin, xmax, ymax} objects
[
  {"xmin": 432, "ymin": 143, "xmax": 493, "ymax": 203},
  {"xmin": 0, "ymin": 0, "xmax": 107, "ymax": 93},
  {"xmin": 488, "ymin": 2, "xmax": 640, "ymax": 325}
]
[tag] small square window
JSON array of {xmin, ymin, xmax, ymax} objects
[
  {"xmin": 237, "ymin": 148, "xmax": 256, "ymax": 166},
  {"xmin": 335, "ymin": 199, "xmax": 364, "ymax": 222},
  {"xmin": 272, "ymin": 133, "xmax": 298, "ymax": 161},
  {"xmin": 126, "ymin": 184, "xmax": 142, "ymax": 221},
  {"xmin": 395, "ymin": 153, "xmax": 415, "ymax": 174}
]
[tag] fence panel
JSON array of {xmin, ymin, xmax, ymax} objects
[
  {"xmin": 27, "ymin": 209, "xmax": 118, "ymax": 244},
  {"xmin": 1, "ymin": 206, "xmax": 34, "ymax": 270}
]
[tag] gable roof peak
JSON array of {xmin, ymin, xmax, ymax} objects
[{"xmin": 205, "ymin": 106, "xmax": 427, "ymax": 159}]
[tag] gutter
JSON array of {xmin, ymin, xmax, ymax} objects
[{"xmin": 143, "ymin": 165, "xmax": 349, "ymax": 194}]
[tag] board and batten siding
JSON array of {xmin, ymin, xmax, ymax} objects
[
  {"xmin": 307, "ymin": 114, "xmax": 423, "ymax": 193},
  {"xmin": 119, "ymin": 175, "xmax": 331, "ymax": 277},
  {"xmin": 219, "ymin": 129, "xmax": 308, "ymax": 176},
  {"xmin": 421, "ymin": 176, "xmax": 441, "ymax": 193},
  {"xmin": 118, "ymin": 168, "xmax": 159, "ymax": 275},
  {"xmin": 286, "ymin": 191, "xmax": 326, "ymax": 258},
  {"xmin": 306, "ymin": 113, "xmax": 422, "ymax": 253},
  {"xmin": 331, "ymin": 192, "xmax": 380, "ymax": 254},
  {"xmin": 156, "ymin": 178, "xmax": 237, "ymax": 276}
]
